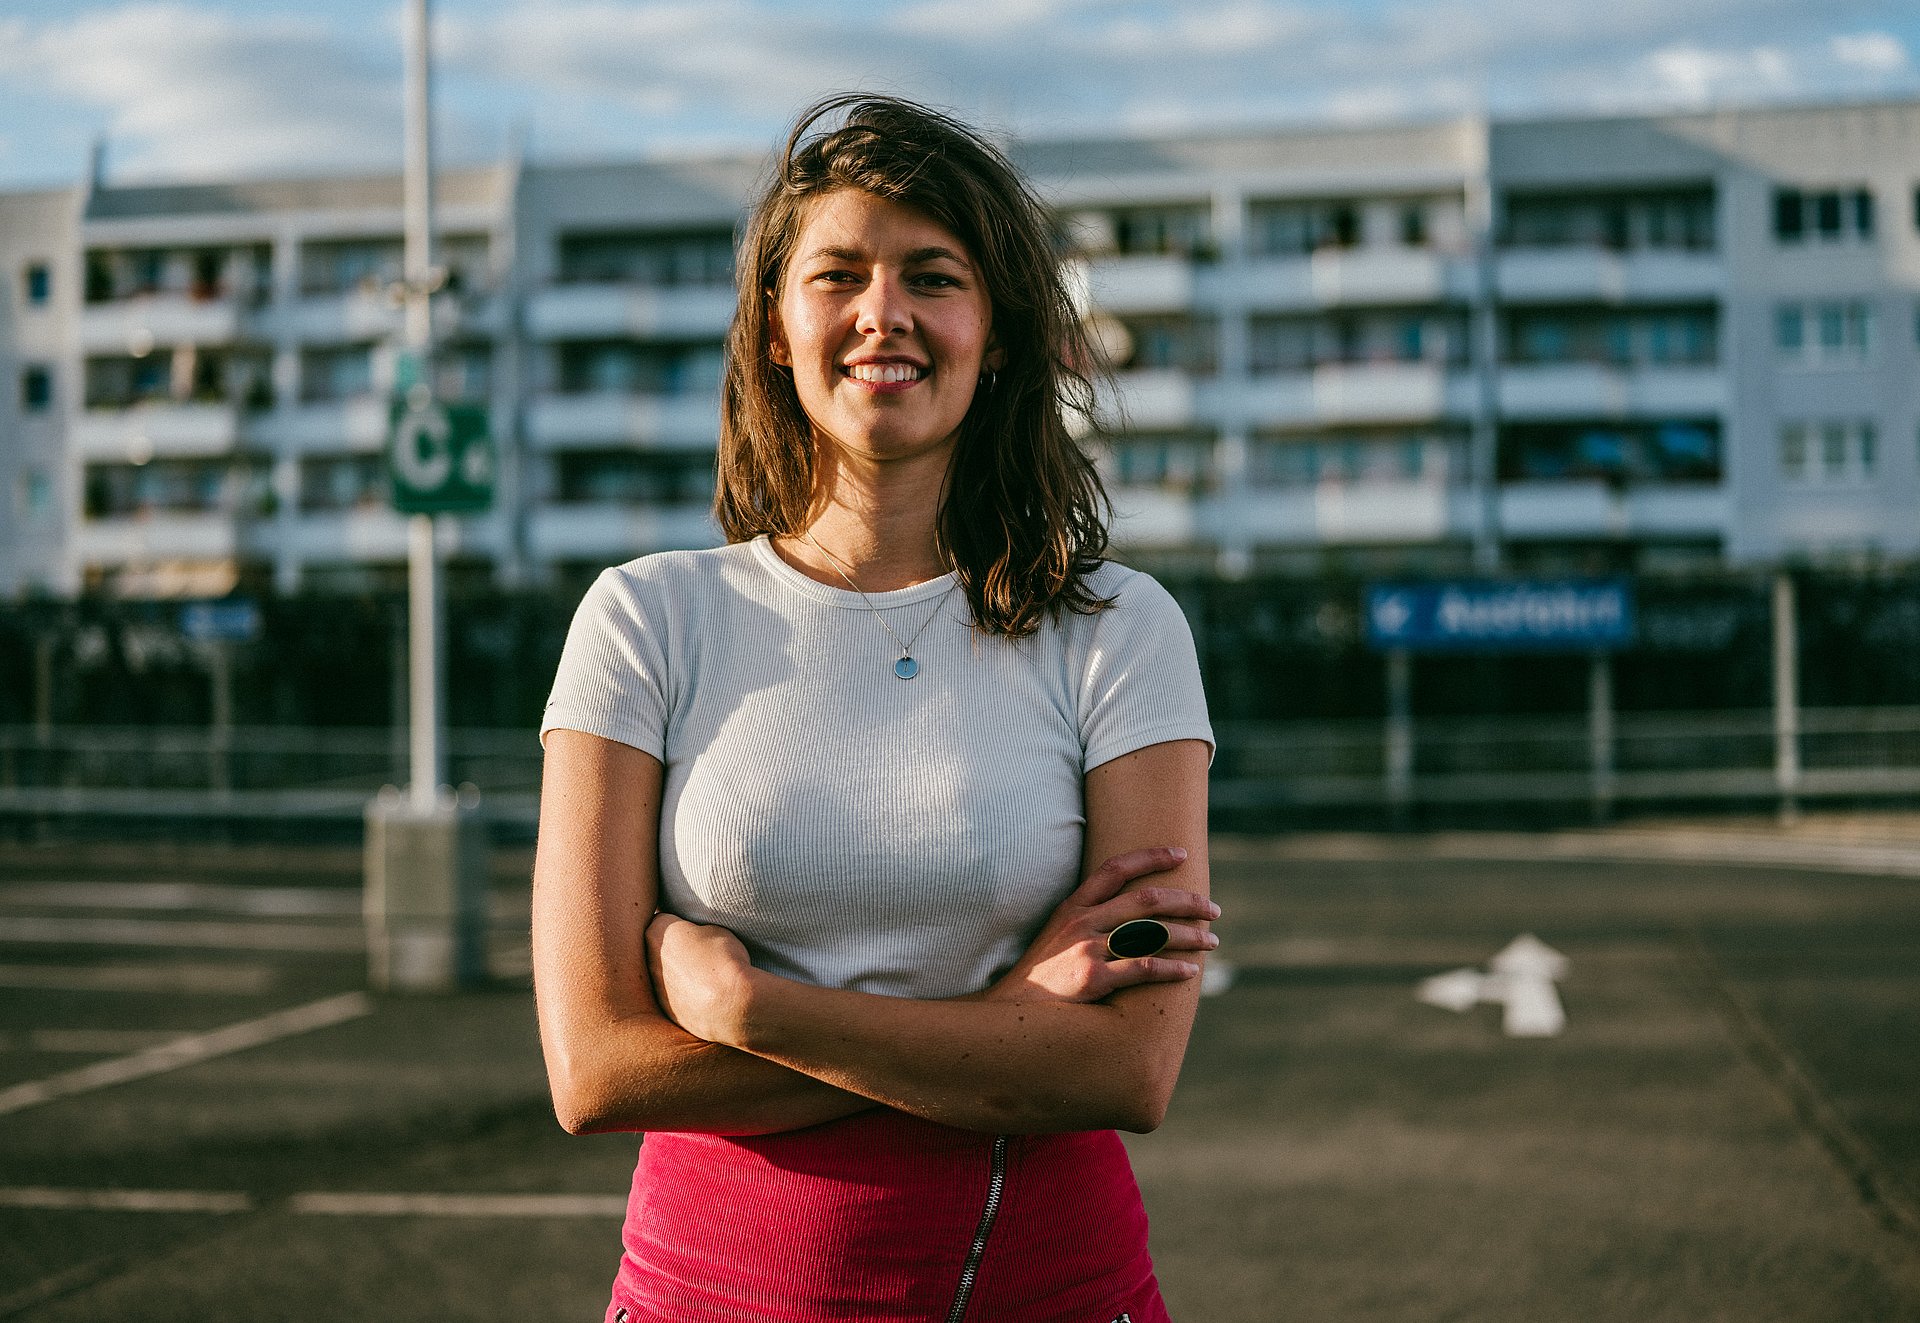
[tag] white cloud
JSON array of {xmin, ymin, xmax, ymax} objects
[
  {"xmin": 3, "ymin": 0, "xmax": 1918, "ymax": 183},
  {"xmin": 1642, "ymin": 43, "xmax": 1796, "ymax": 106},
  {"xmin": 0, "ymin": 2, "xmax": 494, "ymax": 180},
  {"xmin": 1831, "ymin": 31, "xmax": 1908, "ymax": 72}
]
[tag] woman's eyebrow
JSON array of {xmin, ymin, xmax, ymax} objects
[
  {"xmin": 801, "ymin": 244, "xmax": 972, "ymax": 268},
  {"xmin": 905, "ymin": 246, "xmax": 971, "ymax": 268}
]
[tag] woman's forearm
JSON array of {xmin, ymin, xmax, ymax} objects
[
  {"xmin": 541, "ymin": 1005, "xmax": 875, "ymax": 1136},
  {"xmin": 723, "ymin": 971, "xmax": 1199, "ymax": 1134}
]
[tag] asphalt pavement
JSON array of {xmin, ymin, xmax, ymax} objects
[{"xmin": 0, "ymin": 829, "xmax": 1915, "ymax": 1322}]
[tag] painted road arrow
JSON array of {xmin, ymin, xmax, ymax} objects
[{"xmin": 1416, "ymin": 934, "xmax": 1569, "ymax": 1037}]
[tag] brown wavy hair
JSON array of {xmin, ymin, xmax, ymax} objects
[{"xmin": 716, "ymin": 93, "xmax": 1112, "ymax": 637}]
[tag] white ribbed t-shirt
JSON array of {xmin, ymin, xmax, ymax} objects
[{"xmin": 540, "ymin": 536, "xmax": 1213, "ymax": 1001}]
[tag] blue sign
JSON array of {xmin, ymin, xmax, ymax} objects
[
  {"xmin": 180, "ymin": 600, "xmax": 262, "ymax": 644},
  {"xmin": 1365, "ymin": 579, "xmax": 1634, "ymax": 653}
]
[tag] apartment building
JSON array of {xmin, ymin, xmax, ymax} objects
[{"xmin": 4, "ymin": 98, "xmax": 1919, "ymax": 598}]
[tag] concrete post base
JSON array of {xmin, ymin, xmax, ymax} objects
[{"xmin": 363, "ymin": 786, "xmax": 490, "ymax": 992}]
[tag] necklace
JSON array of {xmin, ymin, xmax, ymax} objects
[{"xmin": 801, "ymin": 530, "xmax": 959, "ymax": 680}]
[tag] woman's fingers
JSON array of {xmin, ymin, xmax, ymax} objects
[
  {"xmin": 1101, "ymin": 885, "xmax": 1220, "ymax": 926},
  {"xmin": 1153, "ymin": 922, "xmax": 1218, "ymax": 953},
  {"xmin": 1102, "ymin": 955, "xmax": 1203, "ymax": 989},
  {"xmin": 1073, "ymin": 845, "xmax": 1188, "ymax": 906}
]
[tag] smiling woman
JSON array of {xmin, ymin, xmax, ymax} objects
[{"xmin": 534, "ymin": 94, "xmax": 1216, "ymax": 1323}]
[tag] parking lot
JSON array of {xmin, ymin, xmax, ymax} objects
[{"xmin": 0, "ymin": 830, "xmax": 1917, "ymax": 1321}]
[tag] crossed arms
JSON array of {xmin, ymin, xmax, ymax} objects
[{"xmin": 531, "ymin": 729, "xmax": 1212, "ymax": 1137}]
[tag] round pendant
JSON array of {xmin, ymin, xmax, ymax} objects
[{"xmin": 894, "ymin": 656, "xmax": 919, "ymax": 680}]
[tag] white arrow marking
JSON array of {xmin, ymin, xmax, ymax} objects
[
  {"xmin": 1416, "ymin": 934, "xmax": 1568, "ymax": 1037},
  {"xmin": 1415, "ymin": 967, "xmax": 1486, "ymax": 1013}
]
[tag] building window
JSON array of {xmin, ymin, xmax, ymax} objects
[
  {"xmin": 1101, "ymin": 432, "xmax": 1215, "ymax": 492},
  {"xmin": 1775, "ymin": 301, "xmax": 1872, "ymax": 364},
  {"xmin": 1249, "ymin": 430, "xmax": 1464, "ymax": 487},
  {"xmin": 1773, "ymin": 188, "xmax": 1874, "ymax": 243},
  {"xmin": 1398, "ymin": 205, "xmax": 1427, "ymax": 247},
  {"xmin": 84, "ymin": 458, "xmax": 274, "ymax": 517},
  {"xmin": 553, "ymin": 339, "xmax": 725, "ymax": 395},
  {"xmin": 1501, "ymin": 188, "xmax": 1714, "ymax": 251},
  {"xmin": 1779, "ymin": 425, "xmax": 1807, "ymax": 480},
  {"xmin": 1246, "ymin": 200, "xmax": 1359, "ymax": 256},
  {"xmin": 299, "ymin": 455, "xmax": 388, "ymax": 512},
  {"xmin": 557, "ymin": 229, "xmax": 734, "ymax": 286},
  {"xmin": 22, "ymin": 262, "xmax": 50, "ymax": 305},
  {"xmin": 1505, "ymin": 307, "xmax": 1717, "ymax": 367},
  {"xmin": 551, "ymin": 450, "xmax": 716, "ymax": 505},
  {"xmin": 1110, "ymin": 316, "xmax": 1218, "ymax": 375},
  {"xmin": 299, "ymin": 345, "xmax": 375, "ymax": 402},
  {"xmin": 16, "ymin": 471, "xmax": 53, "ymax": 518},
  {"xmin": 1501, "ymin": 420, "xmax": 1721, "ymax": 483},
  {"xmin": 21, "ymin": 365, "xmax": 52, "ymax": 410},
  {"xmin": 1780, "ymin": 419, "xmax": 1875, "ymax": 484}
]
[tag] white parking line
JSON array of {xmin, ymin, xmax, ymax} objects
[
  {"xmin": 0, "ymin": 961, "xmax": 275, "ymax": 994},
  {"xmin": 0, "ymin": 991, "xmax": 374, "ymax": 1117},
  {"xmin": 0, "ymin": 915, "xmax": 363, "ymax": 953},
  {"xmin": 0, "ymin": 882, "xmax": 361, "ymax": 917},
  {"xmin": 0, "ymin": 1188, "xmax": 626, "ymax": 1219},
  {"xmin": 288, "ymin": 1192, "xmax": 628, "ymax": 1218},
  {"xmin": 0, "ymin": 1187, "xmax": 252, "ymax": 1213},
  {"xmin": 16, "ymin": 1029, "xmax": 194, "ymax": 1054}
]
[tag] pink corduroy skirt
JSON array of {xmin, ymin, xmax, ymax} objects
[{"xmin": 604, "ymin": 1107, "xmax": 1171, "ymax": 1323}]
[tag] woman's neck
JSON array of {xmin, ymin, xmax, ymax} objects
[{"xmin": 777, "ymin": 451, "xmax": 950, "ymax": 592}]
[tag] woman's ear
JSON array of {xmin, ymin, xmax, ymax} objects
[{"xmin": 983, "ymin": 330, "xmax": 1004, "ymax": 373}]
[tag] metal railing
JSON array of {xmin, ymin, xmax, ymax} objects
[
  {"xmin": 1212, "ymin": 705, "xmax": 1920, "ymax": 816},
  {"xmin": 3, "ymin": 706, "xmax": 1919, "ymax": 825}
]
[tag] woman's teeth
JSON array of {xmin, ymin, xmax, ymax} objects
[{"xmin": 846, "ymin": 363, "xmax": 924, "ymax": 383}]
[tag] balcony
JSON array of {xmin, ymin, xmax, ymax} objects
[
  {"xmin": 1109, "ymin": 488, "xmax": 1203, "ymax": 548},
  {"xmin": 1238, "ymin": 484, "xmax": 1457, "ymax": 544},
  {"xmin": 1237, "ymin": 250, "xmax": 1472, "ymax": 312},
  {"xmin": 1242, "ymin": 364, "xmax": 1472, "ymax": 427},
  {"xmin": 74, "ymin": 404, "xmax": 246, "ymax": 460},
  {"xmin": 79, "ymin": 296, "xmax": 254, "ymax": 353},
  {"xmin": 1498, "ymin": 481, "xmax": 1728, "ymax": 539},
  {"xmin": 74, "ymin": 512, "xmax": 243, "ymax": 565},
  {"xmin": 252, "ymin": 398, "xmax": 389, "ymax": 453},
  {"xmin": 1495, "ymin": 250, "xmax": 1723, "ymax": 304},
  {"xmin": 1498, "ymin": 364, "xmax": 1725, "ymax": 419},
  {"xmin": 527, "ymin": 392, "xmax": 719, "ymax": 451},
  {"xmin": 276, "ymin": 290, "xmax": 403, "ymax": 343},
  {"xmin": 1079, "ymin": 256, "xmax": 1197, "ymax": 314},
  {"xmin": 528, "ymin": 504, "xmax": 720, "ymax": 560},
  {"xmin": 526, "ymin": 285, "xmax": 736, "ymax": 341},
  {"xmin": 1099, "ymin": 370, "xmax": 1202, "ymax": 430},
  {"xmin": 288, "ymin": 509, "xmax": 411, "ymax": 561}
]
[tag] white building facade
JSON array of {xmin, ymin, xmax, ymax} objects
[{"xmin": 4, "ymin": 99, "xmax": 1919, "ymax": 598}]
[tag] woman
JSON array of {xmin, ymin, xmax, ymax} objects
[{"xmin": 535, "ymin": 93, "xmax": 1215, "ymax": 1323}]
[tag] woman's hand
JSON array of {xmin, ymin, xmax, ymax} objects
[
  {"xmin": 982, "ymin": 846, "xmax": 1219, "ymax": 1005},
  {"xmin": 645, "ymin": 913, "xmax": 756, "ymax": 1047}
]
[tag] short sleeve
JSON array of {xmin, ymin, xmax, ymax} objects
[
  {"xmin": 539, "ymin": 567, "xmax": 669, "ymax": 758},
  {"xmin": 1076, "ymin": 569, "xmax": 1215, "ymax": 772}
]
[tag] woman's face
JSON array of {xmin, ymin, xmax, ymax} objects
[{"xmin": 770, "ymin": 189, "xmax": 999, "ymax": 473}]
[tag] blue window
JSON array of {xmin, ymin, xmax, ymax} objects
[{"xmin": 23, "ymin": 263, "xmax": 49, "ymax": 305}]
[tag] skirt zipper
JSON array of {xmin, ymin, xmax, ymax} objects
[{"xmin": 944, "ymin": 1134, "xmax": 1009, "ymax": 1323}]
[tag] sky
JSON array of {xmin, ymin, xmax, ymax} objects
[{"xmin": 1, "ymin": 0, "xmax": 1918, "ymax": 189}]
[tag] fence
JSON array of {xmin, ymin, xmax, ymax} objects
[{"xmin": 5, "ymin": 706, "xmax": 1919, "ymax": 832}]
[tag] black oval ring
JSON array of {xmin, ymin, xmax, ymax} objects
[{"xmin": 1105, "ymin": 918, "xmax": 1171, "ymax": 960}]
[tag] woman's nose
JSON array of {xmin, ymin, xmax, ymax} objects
[{"xmin": 853, "ymin": 275, "xmax": 911, "ymax": 338}]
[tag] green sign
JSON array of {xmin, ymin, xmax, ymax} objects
[{"xmin": 388, "ymin": 392, "xmax": 494, "ymax": 514}]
